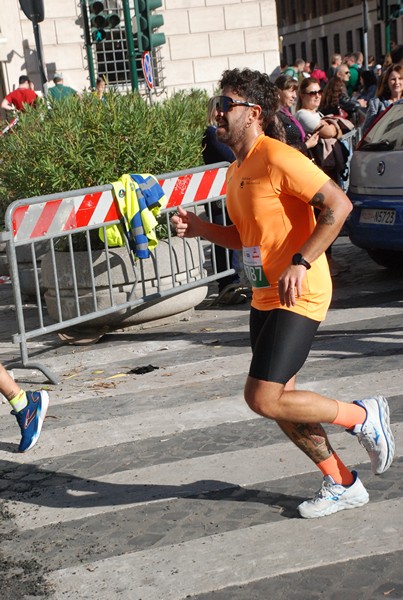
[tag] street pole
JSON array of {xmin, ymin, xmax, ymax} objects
[
  {"xmin": 122, "ymin": 0, "xmax": 139, "ymax": 91},
  {"xmin": 363, "ymin": 0, "xmax": 369, "ymax": 69},
  {"xmin": 32, "ymin": 19, "xmax": 48, "ymax": 95},
  {"xmin": 81, "ymin": 0, "xmax": 96, "ymax": 89}
]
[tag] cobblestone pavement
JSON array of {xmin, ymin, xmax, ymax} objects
[{"xmin": 1, "ymin": 237, "xmax": 403, "ymax": 600}]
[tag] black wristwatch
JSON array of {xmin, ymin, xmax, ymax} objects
[{"xmin": 292, "ymin": 253, "xmax": 311, "ymax": 270}]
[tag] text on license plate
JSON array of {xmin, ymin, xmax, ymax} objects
[{"xmin": 359, "ymin": 209, "xmax": 396, "ymax": 225}]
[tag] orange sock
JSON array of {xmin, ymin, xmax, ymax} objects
[
  {"xmin": 317, "ymin": 454, "xmax": 354, "ymax": 486},
  {"xmin": 331, "ymin": 400, "xmax": 366, "ymax": 429}
]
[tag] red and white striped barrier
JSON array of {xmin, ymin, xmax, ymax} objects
[
  {"xmin": 11, "ymin": 166, "xmax": 228, "ymax": 243},
  {"xmin": 12, "ymin": 191, "xmax": 118, "ymax": 243},
  {"xmin": 159, "ymin": 166, "xmax": 227, "ymax": 208}
]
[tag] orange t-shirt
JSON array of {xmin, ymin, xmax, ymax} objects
[{"xmin": 226, "ymin": 134, "xmax": 332, "ymax": 322}]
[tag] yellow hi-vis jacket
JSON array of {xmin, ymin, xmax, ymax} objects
[{"xmin": 100, "ymin": 173, "xmax": 167, "ymax": 259}]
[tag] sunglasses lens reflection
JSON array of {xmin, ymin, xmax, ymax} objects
[{"xmin": 214, "ymin": 96, "xmax": 232, "ymax": 112}]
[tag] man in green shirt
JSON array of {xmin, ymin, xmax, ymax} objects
[
  {"xmin": 345, "ymin": 52, "xmax": 363, "ymax": 96},
  {"xmin": 48, "ymin": 73, "xmax": 79, "ymax": 100}
]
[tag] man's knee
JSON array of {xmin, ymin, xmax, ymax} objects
[{"xmin": 244, "ymin": 376, "xmax": 284, "ymax": 418}]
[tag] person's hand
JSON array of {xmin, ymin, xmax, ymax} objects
[
  {"xmin": 170, "ymin": 206, "xmax": 201, "ymax": 238},
  {"xmin": 358, "ymin": 98, "xmax": 367, "ymax": 108},
  {"xmin": 278, "ymin": 264, "xmax": 307, "ymax": 306},
  {"xmin": 305, "ymin": 130, "xmax": 320, "ymax": 149}
]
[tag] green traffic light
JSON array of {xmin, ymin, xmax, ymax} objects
[
  {"xmin": 92, "ymin": 28, "xmax": 106, "ymax": 42},
  {"xmin": 148, "ymin": 0, "xmax": 163, "ymax": 10},
  {"xmin": 149, "ymin": 13, "xmax": 163, "ymax": 29},
  {"xmin": 137, "ymin": 0, "xmax": 165, "ymax": 51},
  {"xmin": 89, "ymin": 0, "xmax": 121, "ymax": 44}
]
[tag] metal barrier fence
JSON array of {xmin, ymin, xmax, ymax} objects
[
  {"xmin": 0, "ymin": 163, "xmax": 233, "ymax": 384},
  {"xmin": 0, "ymin": 129, "xmax": 360, "ymax": 384}
]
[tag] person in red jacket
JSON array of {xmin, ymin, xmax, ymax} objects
[{"xmin": 1, "ymin": 75, "xmax": 37, "ymax": 113}]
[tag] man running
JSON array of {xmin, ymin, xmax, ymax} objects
[{"xmin": 171, "ymin": 68, "xmax": 394, "ymax": 518}]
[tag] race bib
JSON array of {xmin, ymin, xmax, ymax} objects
[{"xmin": 242, "ymin": 246, "xmax": 270, "ymax": 288}]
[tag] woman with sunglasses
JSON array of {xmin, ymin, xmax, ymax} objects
[
  {"xmin": 362, "ymin": 63, "xmax": 403, "ymax": 134},
  {"xmin": 265, "ymin": 74, "xmax": 320, "ymax": 155},
  {"xmin": 295, "ymin": 77, "xmax": 337, "ymax": 139},
  {"xmin": 296, "ymin": 77, "xmax": 349, "ymax": 274}
]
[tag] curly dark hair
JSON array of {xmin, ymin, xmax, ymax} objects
[{"xmin": 219, "ymin": 68, "xmax": 279, "ymax": 129}]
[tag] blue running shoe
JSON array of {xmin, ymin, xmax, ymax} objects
[
  {"xmin": 13, "ymin": 390, "xmax": 49, "ymax": 452},
  {"xmin": 350, "ymin": 395, "xmax": 395, "ymax": 475}
]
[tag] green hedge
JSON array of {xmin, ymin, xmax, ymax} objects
[{"xmin": 0, "ymin": 89, "xmax": 208, "ymax": 224}]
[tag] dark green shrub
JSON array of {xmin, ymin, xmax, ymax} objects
[{"xmin": 0, "ymin": 89, "xmax": 208, "ymax": 224}]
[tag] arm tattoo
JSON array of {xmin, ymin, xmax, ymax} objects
[
  {"xmin": 309, "ymin": 191, "xmax": 335, "ymax": 225},
  {"xmin": 309, "ymin": 192, "xmax": 325, "ymax": 210}
]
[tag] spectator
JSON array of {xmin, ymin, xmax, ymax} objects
[
  {"xmin": 94, "ymin": 76, "xmax": 106, "ymax": 101},
  {"xmin": 269, "ymin": 58, "xmax": 288, "ymax": 83},
  {"xmin": 345, "ymin": 52, "xmax": 363, "ymax": 96},
  {"xmin": 296, "ymin": 77, "xmax": 349, "ymax": 183},
  {"xmin": 301, "ymin": 61, "xmax": 311, "ymax": 78},
  {"xmin": 374, "ymin": 63, "xmax": 383, "ymax": 79},
  {"xmin": 391, "ymin": 44, "xmax": 403, "ymax": 66},
  {"xmin": 356, "ymin": 69, "xmax": 378, "ymax": 103},
  {"xmin": 321, "ymin": 71, "xmax": 366, "ymax": 122},
  {"xmin": 382, "ymin": 52, "xmax": 393, "ymax": 70},
  {"xmin": 48, "ymin": 73, "xmax": 79, "ymax": 101},
  {"xmin": 310, "ymin": 62, "xmax": 327, "ymax": 88},
  {"xmin": 202, "ymin": 97, "xmax": 246, "ymax": 304},
  {"xmin": 362, "ymin": 64, "xmax": 403, "ymax": 134},
  {"xmin": 367, "ymin": 55, "xmax": 376, "ymax": 69},
  {"xmin": 283, "ymin": 58, "xmax": 305, "ymax": 82},
  {"xmin": 1, "ymin": 75, "xmax": 37, "ymax": 112},
  {"xmin": 265, "ymin": 74, "xmax": 320, "ymax": 156},
  {"xmin": 296, "ymin": 77, "xmax": 351, "ymax": 274},
  {"xmin": 326, "ymin": 53, "xmax": 342, "ymax": 80}
]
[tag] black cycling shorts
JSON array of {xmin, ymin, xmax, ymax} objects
[{"xmin": 249, "ymin": 307, "xmax": 320, "ymax": 384}]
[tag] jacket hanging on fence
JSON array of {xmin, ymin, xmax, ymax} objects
[{"xmin": 100, "ymin": 173, "xmax": 167, "ymax": 259}]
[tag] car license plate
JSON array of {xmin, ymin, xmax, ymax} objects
[{"xmin": 359, "ymin": 209, "xmax": 396, "ymax": 225}]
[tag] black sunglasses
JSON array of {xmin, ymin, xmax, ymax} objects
[
  {"xmin": 212, "ymin": 95, "xmax": 259, "ymax": 113},
  {"xmin": 303, "ymin": 89, "xmax": 323, "ymax": 96}
]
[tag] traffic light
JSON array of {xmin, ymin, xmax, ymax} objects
[
  {"xmin": 137, "ymin": 0, "xmax": 166, "ymax": 52},
  {"xmin": 377, "ymin": 0, "xmax": 403, "ymax": 20},
  {"xmin": 19, "ymin": 0, "xmax": 44, "ymax": 23},
  {"xmin": 89, "ymin": 0, "xmax": 120, "ymax": 43}
]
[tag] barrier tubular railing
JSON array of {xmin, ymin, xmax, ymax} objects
[
  {"xmin": 0, "ymin": 163, "xmax": 232, "ymax": 384},
  {"xmin": 0, "ymin": 129, "xmax": 359, "ymax": 385}
]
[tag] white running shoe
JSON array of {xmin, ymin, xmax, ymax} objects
[
  {"xmin": 350, "ymin": 395, "xmax": 395, "ymax": 475},
  {"xmin": 298, "ymin": 471, "xmax": 369, "ymax": 519}
]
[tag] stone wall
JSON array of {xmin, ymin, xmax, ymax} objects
[{"xmin": 0, "ymin": 0, "xmax": 280, "ymax": 98}]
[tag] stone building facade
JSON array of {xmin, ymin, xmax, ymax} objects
[
  {"xmin": 0, "ymin": 0, "xmax": 280, "ymax": 103},
  {"xmin": 277, "ymin": 0, "xmax": 402, "ymax": 70}
]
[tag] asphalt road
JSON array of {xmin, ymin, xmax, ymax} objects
[{"xmin": 1, "ymin": 236, "xmax": 403, "ymax": 599}]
